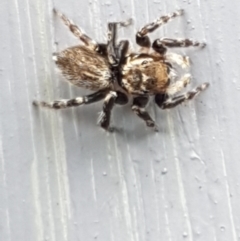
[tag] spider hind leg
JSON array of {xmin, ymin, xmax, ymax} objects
[
  {"xmin": 33, "ymin": 89, "xmax": 108, "ymax": 109},
  {"xmin": 53, "ymin": 8, "xmax": 97, "ymax": 50}
]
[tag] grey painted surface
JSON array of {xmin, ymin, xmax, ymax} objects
[{"xmin": 0, "ymin": 0, "xmax": 240, "ymax": 240}]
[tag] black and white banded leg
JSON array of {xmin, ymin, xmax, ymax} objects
[
  {"xmin": 153, "ymin": 37, "xmax": 206, "ymax": 60},
  {"xmin": 155, "ymin": 83, "xmax": 209, "ymax": 109},
  {"xmin": 53, "ymin": 8, "xmax": 97, "ymax": 50},
  {"xmin": 136, "ymin": 9, "xmax": 184, "ymax": 50},
  {"xmin": 152, "ymin": 38, "xmax": 205, "ymax": 55},
  {"xmin": 132, "ymin": 96, "xmax": 158, "ymax": 131},
  {"xmin": 160, "ymin": 38, "xmax": 206, "ymax": 48},
  {"xmin": 33, "ymin": 89, "xmax": 109, "ymax": 109},
  {"xmin": 98, "ymin": 91, "xmax": 117, "ymax": 131}
]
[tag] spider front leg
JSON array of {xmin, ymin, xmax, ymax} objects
[
  {"xmin": 132, "ymin": 96, "xmax": 158, "ymax": 131},
  {"xmin": 53, "ymin": 8, "xmax": 98, "ymax": 50},
  {"xmin": 152, "ymin": 38, "xmax": 206, "ymax": 61},
  {"xmin": 158, "ymin": 38, "xmax": 206, "ymax": 48},
  {"xmin": 136, "ymin": 9, "xmax": 184, "ymax": 51},
  {"xmin": 33, "ymin": 89, "xmax": 109, "ymax": 109},
  {"xmin": 152, "ymin": 38, "xmax": 206, "ymax": 52},
  {"xmin": 155, "ymin": 82, "xmax": 209, "ymax": 109}
]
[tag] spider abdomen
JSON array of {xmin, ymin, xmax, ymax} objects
[{"xmin": 54, "ymin": 45, "xmax": 112, "ymax": 90}]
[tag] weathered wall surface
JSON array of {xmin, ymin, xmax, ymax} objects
[{"xmin": 0, "ymin": 0, "xmax": 240, "ymax": 240}]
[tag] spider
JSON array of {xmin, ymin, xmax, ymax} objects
[{"xmin": 33, "ymin": 9, "xmax": 209, "ymax": 132}]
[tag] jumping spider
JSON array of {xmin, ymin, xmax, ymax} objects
[{"xmin": 33, "ymin": 9, "xmax": 209, "ymax": 132}]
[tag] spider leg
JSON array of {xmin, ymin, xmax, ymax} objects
[
  {"xmin": 155, "ymin": 82, "xmax": 209, "ymax": 109},
  {"xmin": 115, "ymin": 91, "xmax": 128, "ymax": 105},
  {"xmin": 53, "ymin": 8, "xmax": 97, "ymax": 50},
  {"xmin": 136, "ymin": 9, "xmax": 184, "ymax": 50},
  {"xmin": 154, "ymin": 93, "xmax": 168, "ymax": 109},
  {"xmin": 107, "ymin": 22, "xmax": 130, "ymax": 88},
  {"xmin": 33, "ymin": 89, "xmax": 108, "ymax": 109},
  {"xmin": 132, "ymin": 96, "xmax": 158, "ymax": 131},
  {"xmin": 153, "ymin": 38, "xmax": 204, "ymax": 56},
  {"xmin": 98, "ymin": 91, "xmax": 117, "ymax": 131},
  {"xmin": 153, "ymin": 38, "xmax": 205, "ymax": 51},
  {"xmin": 116, "ymin": 40, "xmax": 129, "ymax": 64},
  {"xmin": 107, "ymin": 20, "xmax": 131, "ymax": 66},
  {"xmin": 152, "ymin": 37, "xmax": 205, "ymax": 58}
]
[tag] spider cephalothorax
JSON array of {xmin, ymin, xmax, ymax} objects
[
  {"xmin": 121, "ymin": 53, "xmax": 172, "ymax": 95},
  {"xmin": 33, "ymin": 9, "xmax": 209, "ymax": 132}
]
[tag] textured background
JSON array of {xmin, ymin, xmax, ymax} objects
[{"xmin": 1, "ymin": 0, "xmax": 240, "ymax": 240}]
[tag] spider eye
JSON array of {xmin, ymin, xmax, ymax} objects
[{"xmin": 141, "ymin": 60, "xmax": 148, "ymax": 65}]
